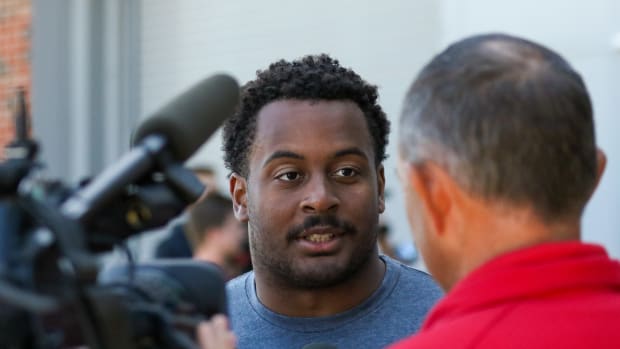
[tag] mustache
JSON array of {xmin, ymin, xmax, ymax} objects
[{"xmin": 286, "ymin": 215, "xmax": 357, "ymax": 241}]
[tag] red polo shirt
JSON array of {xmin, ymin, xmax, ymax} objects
[{"xmin": 389, "ymin": 241, "xmax": 620, "ymax": 349}]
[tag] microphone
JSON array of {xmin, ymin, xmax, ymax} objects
[
  {"xmin": 301, "ymin": 344, "xmax": 338, "ymax": 349},
  {"xmin": 132, "ymin": 74, "xmax": 239, "ymax": 161},
  {"xmin": 60, "ymin": 74, "xmax": 239, "ymax": 223}
]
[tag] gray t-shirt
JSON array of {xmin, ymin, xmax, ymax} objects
[{"xmin": 226, "ymin": 256, "xmax": 443, "ymax": 349}]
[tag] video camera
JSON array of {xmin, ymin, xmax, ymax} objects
[{"xmin": 0, "ymin": 74, "xmax": 239, "ymax": 349}]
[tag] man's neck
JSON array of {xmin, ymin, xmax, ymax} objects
[
  {"xmin": 449, "ymin": 207, "xmax": 582, "ymax": 291},
  {"xmin": 253, "ymin": 255, "xmax": 386, "ymax": 317}
]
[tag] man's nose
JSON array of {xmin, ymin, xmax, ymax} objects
[{"xmin": 300, "ymin": 175, "xmax": 339, "ymax": 214}]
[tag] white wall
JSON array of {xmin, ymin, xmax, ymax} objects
[
  {"xmin": 439, "ymin": 0, "xmax": 620, "ymax": 257},
  {"xmin": 33, "ymin": 0, "xmax": 140, "ymax": 182}
]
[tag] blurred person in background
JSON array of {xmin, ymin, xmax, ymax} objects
[
  {"xmin": 377, "ymin": 223, "xmax": 397, "ymax": 260},
  {"xmin": 390, "ymin": 33, "xmax": 620, "ymax": 348},
  {"xmin": 155, "ymin": 165, "xmax": 220, "ymax": 259},
  {"xmin": 377, "ymin": 222, "xmax": 420, "ymax": 266},
  {"xmin": 186, "ymin": 192, "xmax": 250, "ymax": 279}
]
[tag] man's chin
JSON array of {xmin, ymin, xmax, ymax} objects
[
  {"xmin": 286, "ymin": 272, "xmax": 350, "ymax": 289},
  {"xmin": 285, "ymin": 258, "xmax": 363, "ymax": 289}
]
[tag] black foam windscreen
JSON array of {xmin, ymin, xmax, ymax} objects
[
  {"xmin": 301, "ymin": 343, "xmax": 339, "ymax": 349},
  {"xmin": 132, "ymin": 74, "xmax": 239, "ymax": 161}
]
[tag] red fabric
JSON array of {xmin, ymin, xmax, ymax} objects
[{"xmin": 389, "ymin": 241, "xmax": 620, "ymax": 349}]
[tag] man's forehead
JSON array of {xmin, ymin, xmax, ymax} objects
[
  {"xmin": 250, "ymin": 99, "xmax": 374, "ymax": 162},
  {"xmin": 256, "ymin": 99, "xmax": 361, "ymax": 119},
  {"xmin": 255, "ymin": 99, "xmax": 367, "ymax": 132}
]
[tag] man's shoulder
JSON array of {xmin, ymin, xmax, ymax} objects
[
  {"xmin": 384, "ymin": 256, "xmax": 443, "ymax": 296},
  {"xmin": 357, "ymin": 256, "xmax": 442, "ymax": 338},
  {"xmin": 225, "ymin": 271, "xmax": 254, "ymax": 316},
  {"xmin": 226, "ymin": 271, "xmax": 250, "ymax": 294}
]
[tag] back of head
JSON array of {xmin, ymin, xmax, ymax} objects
[
  {"xmin": 186, "ymin": 192, "xmax": 234, "ymax": 246},
  {"xmin": 400, "ymin": 33, "xmax": 598, "ymax": 222}
]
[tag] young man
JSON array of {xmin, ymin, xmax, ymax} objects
[
  {"xmin": 222, "ymin": 54, "xmax": 442, "ymax": 348},
  {"xmin": 391, "ymin": 33, "xmax": 620, "ymax": 348}
]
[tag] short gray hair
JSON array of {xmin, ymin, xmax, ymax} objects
[{"xmin": 400, "ymin": 33, "xmax": 597, "ymax": 221}]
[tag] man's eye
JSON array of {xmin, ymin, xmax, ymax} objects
[
  {"xmin": 276, "ymin": 171, "xmax": 301, "ymax": 182},
  {"xmin": 334, "ymin": 168, "xmax": 358, "ymax": 177}
]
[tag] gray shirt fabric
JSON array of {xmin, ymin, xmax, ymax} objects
[{"xmin": 226, "ymin": 256, "xmax": 443, "ymax": 349}]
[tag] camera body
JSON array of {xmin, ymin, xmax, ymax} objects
[{"xmin": 0, "ymin": 89, "xmax": 229, "ymax": 349}]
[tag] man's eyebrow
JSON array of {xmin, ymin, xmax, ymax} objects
[
  {"xmin": 262, "ymin": 148, "xmax": 369, "ymax": 168},
  {"xmin": 263, "ymin": 150, "xmax": 304, "ymax": 168},
  {"xmin": 333, "ymin": 147, "xmax": 369, "ymax": 160}
]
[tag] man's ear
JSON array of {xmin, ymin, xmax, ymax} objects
[
  {"xmin": 594, "ymin": 148, "xmax": 607, "ymax": 192},
  {"xmin": 376, "ymin": 164, "xmax": 386, "ymax": 213},
  {"xmin": 229, "ymin": 173, "xmax": 249, "ymax": 222},
  {"xmin": 585, "ymin": 148, "xmax": 607, "ymax": 202},
  {"xmin": 407, "ymin": 162, "xmax": 452, "ymax": 236}
]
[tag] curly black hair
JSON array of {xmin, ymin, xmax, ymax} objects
[{"xmin": 222, "ymin": 54, "xmax": 390, "ymax": 177}]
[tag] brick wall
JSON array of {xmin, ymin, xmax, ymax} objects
[{"xmin": 0, "ymin": 0, "xmax": 31, "ymax": 151}]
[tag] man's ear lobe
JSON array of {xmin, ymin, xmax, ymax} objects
[
  {"xmin": 408, "ymin": 162, "xmax": 451, "ymax": 235},
  {"xmin": 229, "ymin": 173, "xmax": 249, "ymax": 222}
]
